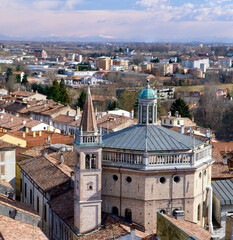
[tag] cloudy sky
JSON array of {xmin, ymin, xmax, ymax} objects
[{"xmin": 1, "ymin": 0, "xmax": 233, "ymax": 41}]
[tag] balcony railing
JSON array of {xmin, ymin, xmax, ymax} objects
[{"xmin": 102, "ymin": 145, "xmax": 212, "ymax": 169}]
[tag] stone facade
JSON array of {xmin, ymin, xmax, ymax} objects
[{"xmin": 102, "ymin": 163, "xmax": 212, "ymax": 233}]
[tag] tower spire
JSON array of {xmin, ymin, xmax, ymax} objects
[{"xmin": 80, "ymin": 82, "xmax": 97, "ymax": 132}]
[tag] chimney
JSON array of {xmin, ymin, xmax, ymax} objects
[
  {"xmin": 205, "ymin": 129, "xmax": 211, "ymax": 138},
  {"xmin": 10, "ymin": 118, "xmax": 13, "ymax": 122},
  {"xmin": 167, "ymin": 111, "xmax": 171, "ymax": 117},
  {"xmin": 47, "ymin": 136, "xmax": 51, "ymax": 142},
  {"xmin": 175, "ymin": 111, "xmax": 179, "ymax": 117},
  {"xmin": 67, "ymin": 111, "xmax": 70, "ymax": 116},
  {"xmin": 76, "ymin": 107, "xmax": 80, "ymax": 116},
  {"xmin": 60, "ymin": 154, "xmax": 64, "ymax": 165},
  {"xmin": 75, "ymin": 115, "xmax": 79, "ymax": 121},
  {"xmin": 22, "ymin": 120, "xmax": 26, "ymax": 125},
  {"xmin": 16, "ymin": 114, "xmax": 19, "ymax": 117},
  {"xmin": 33, "ymin": 131, "xmax": 36, "ymax": 137},
  {"xmin": 180, "ymin": 125, "xmax": 185, "ymax": 134},
  {"xmin": 39, "ymin": 131, "xmax": 42, "ymax": 136},
  {"xmin": 25, "ymin": 127, "xmax": 29, "ymax": 133}
]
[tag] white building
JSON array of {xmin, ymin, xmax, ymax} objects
[
  {"xmin": 182, "ymin": 58, "xmax": 209, "ymax": 72},
  {"xmin": 0, "ymin": 141, "xmax": 17, "ymax": 188}
]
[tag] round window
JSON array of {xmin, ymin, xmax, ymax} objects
[
  {"xmin": 126, "ymin": 176, "xmax": 132, "ymax": 183},
  {"xmin": 113, "ymin": 175, "xmax": 118, "ymax": 181},
  {"xmin": 174, "ymin": 176, "xmax": 180, "ymax": 183},
  {"xmin": 159, "ymin": 177, "xmax": 166, "ymax": 184}
]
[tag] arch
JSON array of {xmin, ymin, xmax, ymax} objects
[
  {"xmin": 85, "ymin": 154, "xmax": 90, "ymax": 169},
  {"xmin": 125, "ymin": 208, "xmax": 132, "ymax": 222},
  {"xmin": 112, "ymin": 206, "xmax": 119, "ymax": 216}
]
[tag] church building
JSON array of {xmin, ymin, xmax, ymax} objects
[{"xmin": 74, "ymin": 81, "xmax": 214, "ymax": 235}]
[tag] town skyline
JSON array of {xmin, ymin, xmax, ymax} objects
[{"xmin": 1, "ymin": 0, "xmax": 233, "ymax": 42}]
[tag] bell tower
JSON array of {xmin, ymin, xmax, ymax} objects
[{"xmin": 73, "ymin": 83, "xmax": 103, "ymax": 234}]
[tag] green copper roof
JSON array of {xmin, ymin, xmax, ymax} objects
[{"xmin": 138, "ymin": 81, "xmax": 157, "ymax": 99}]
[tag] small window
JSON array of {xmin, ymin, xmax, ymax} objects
[
  {"xmin": 0, "ymin": 152, "xmax": 4, "ymax": 162},
  {"xmin": 177, "ymin": 120, "xmax": 180, "ymax": 125},
  {"xmin": 0, "ymin": 165, "xmax": 5, "ymax": 175},
  {"xmin": 125, "ymin": 209, "xmax": 132, "ymax": 222},
  {"xmin": 87, "ymin": 182, "xmax": 93, "ymax": 191},
  {"xmin": 170, "ymin": 120, "xmax": 172, "ymax": 124},
  {"xmin": 142, "ymin": 106, "xmax": 147, "ymax": 124},
  {"xmin": 24, "ymin": 183, "xmax": 27, "ymax": 198},
  {"xmin": 126, "ymin": 176, "xmax": 132, "ymax": 183},
  {"xmin": 159, "ymin": 177, "xmax": 166, "ymax": 184},
  {"xmin": 149, "ymin": 106, "xmax": 153, "ymax": 123},
  {"xmin": 199, "ymin": 172, "xmax": 202, "ymax": 178},
  {"xmin": 160, "ymin": 209, "xmax": 166, "ymax": 214},
  {"xmin": 30, "ymin": 189, "xmax": 32, "ymax": 205},
  {"xmin": 174, "ymin": 176, "xmax": 180, "ymax": 183},
  {"xmin": 204, "ymin": 170, "xmax": 207, "ymax": 176},
  {"xmin": 113, "ymin": 175, "xmax": 118, "ymax": 181},
  {"xmin": 37, "ymin": 196, "xmax": 39, "ymax": 213}
]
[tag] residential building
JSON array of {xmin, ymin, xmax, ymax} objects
[
  {"xmin": 35, "ymin": 50, "xmax": 47, "ymax": 59},
  {"xmin": 18, "ymin": 155, "xmax": 73, "ymax": 238},
  {"xmin": 0, "ymin": 113, "xmax": 60, "ymax": 133},
  {"xmin": 10, "ymin": 90, "xmax": 47, "ymax": 101},
  {"xmin": 218, "ymin": 57, "xmax": 232, "ymax": 68},
  {"xmin": 0, "ymin": 141, "xmax": 17, "ymax": 188},
  {"xmin": 182, "ymin": 57, "xmax": 209, "ymax": 72},
  {"xmin": 156, "ymin": 88, "xmax": 174, "ymax": 100},
  {"xmin": 95, "ymin": 57, "xmax": 112, "ymax": 71},
  {"xmin": 215, "ymin": 89, "xmax": 227, "ymax": 99}
]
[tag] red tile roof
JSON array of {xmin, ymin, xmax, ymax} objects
[
  {"xmin": 162, "ymin": 214, "xmax": 212, "ymax": 240},
  {"xmin": 18, "ymin": 155, "xmax": 72, "ymax": 192},
  {"xmin": 0, "ymin": 194, "xmax": 39, "ymax": 218},
  {"xmin": 6, "ymin": 131, "xmax": 74, "ymax": 147},
  {"xmin": 0, "ymin": 215, "xmax": 47, "ymax": 240},
  {"xmin": 53, "ymin": 114, "xmax": 75, "ymax": 123},
  {"xmin": 212, "ymin": 148, "xmax": 233, "ymax": 180}
]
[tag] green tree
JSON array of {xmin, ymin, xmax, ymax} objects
[
  {"xmin": 107, "ymin": 100, "xmax": 121, "ymax": 110},
  {"xmin": 77, "ymin": 90, "xmax": 86, "ymax": 110},
  {"xmin": 170, "ymin": 98, "xmax": 191, "ymax": 118},
  {"xmin": 5, "ymin": 68, "xmax": 12, "ymax": 82},
  {"xmin": 118, "ymin": 91, "xmax": 140, "ymax": 112},
  {"xmin": 47, "ymin": 80, "xmax": 60, "ymax": 102},
  {"xmin": 16, "ymin": 64, "xmax": 21, "ymax": 71},
  {"xmin": 16, "ymin": 74, "xmax": 21, "ymax": 83},
  {"xmin": 59, "ymin": 79, "xmax": 70, "ymax": 105},
  {"xmin": 22, "ymin": 74, "xmax": 28, "ymax": 85}
]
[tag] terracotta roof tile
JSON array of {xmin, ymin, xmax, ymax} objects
[
  {"xmin": 0, "ymin": 215, "xmax": 47, "ymax": 240},
  {"xmin": 212, "ymin": 148, "xmax": 233, "ymax": 180},
  {"xmin": 7, "ymin": 131, "xmax": 74, "ymax": 147},
  {"xmin": 18, "ymin": 155, "xmax": 72, "ymax": 192},
  {"xmin": 162, "ymin": 214, "xmax": 212, "ymax": 240},
  {"xmin": 0, "ymin": 194, "xmax": 40, "ymax": 218},
  {"xmin": 11, "ymin": 91, "xmax": 35, "ymax": 97},
  {"xmin": 53, "ymin": 114, "xmax": 75, "ymax": 123}
]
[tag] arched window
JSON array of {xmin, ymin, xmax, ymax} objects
[
  {"xmin": 197, "ymin": 204, "xmax": 201, "ymax": 221},
  {"xmin": 85, "ymin": 154, "xmax": 97, "ymax": 169},
  {"xmin": 149, "ymin": 106, "xmax": 153, "ymax": 123},
  {"xmin": 112, "ymin": 206, "xmax": 119, "ymax": 216},
  {"xmin": 142, "ymin": 106, "xmax": 147, "ymax": 124},
  {"xmin": 125, "ymin": 209, "xmax": 132, "ymax": 222},
  {"xmin": 85, "ymin": 154, "xmax": 90, "ymax": 169}
]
